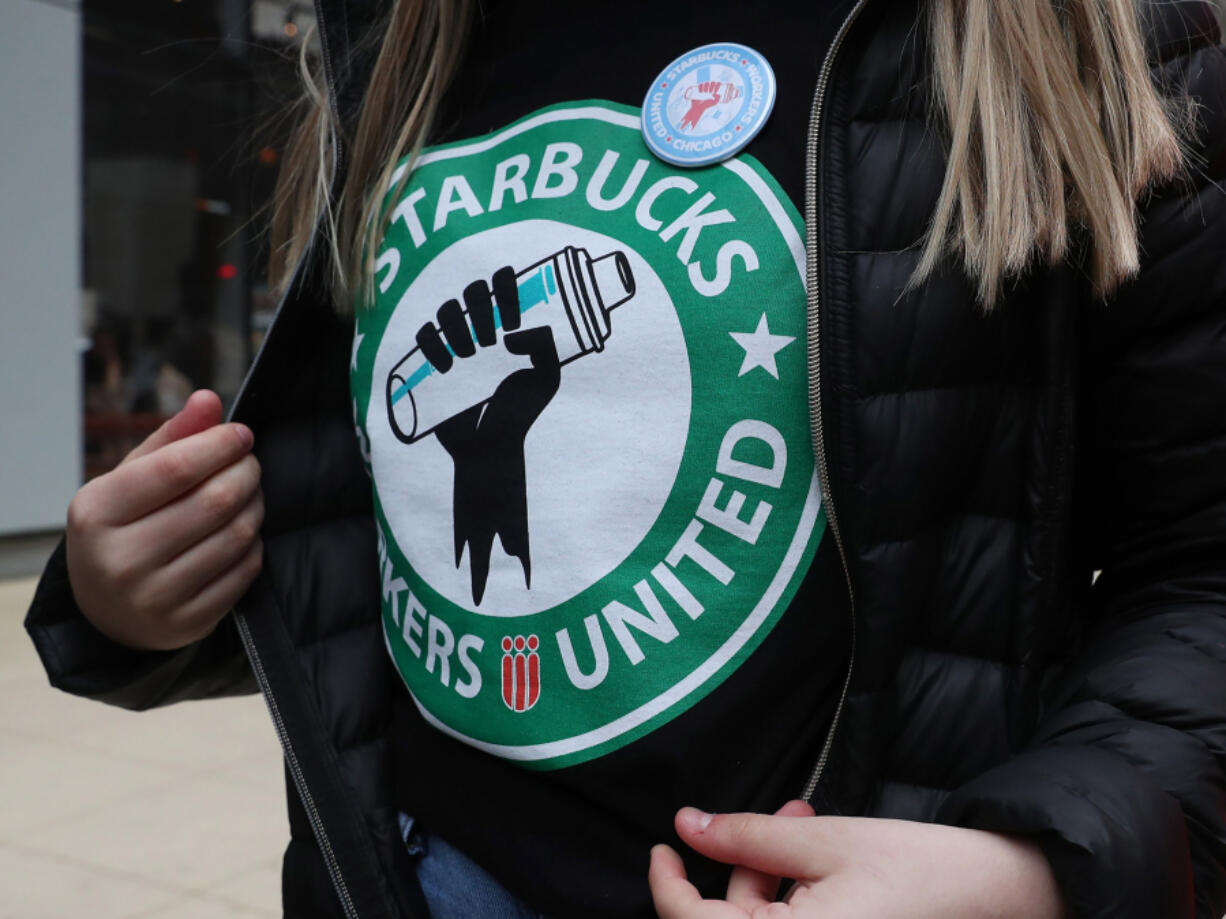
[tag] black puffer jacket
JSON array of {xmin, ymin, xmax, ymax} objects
[{"xmin": 26, "ymin": 1, "xmax": 1226, "ymax": 916}]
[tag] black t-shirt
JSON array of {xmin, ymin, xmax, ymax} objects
[
  {"xmin": 437, "ymin": 0, "xmax": 854, "ymax": 206},
  {"xmin": 348, "ymin": 2, "xmax": 854, "ymax": 917}
]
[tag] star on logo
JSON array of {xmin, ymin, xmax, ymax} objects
[
  {"xmin": 351, "ymin": 331, "xmax": 365, "ymax": 372},
  {"xmin": 730, "ymin": 314, "xmax": 795, "ymax": 380}
]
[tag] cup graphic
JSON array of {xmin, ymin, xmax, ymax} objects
[{"xmin": 386, "ymin": 246, "xmax": 636, "ymax": 444}]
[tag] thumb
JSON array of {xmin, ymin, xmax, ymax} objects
[
  {"xmin": 675, "ymin": 805, "xmax": 834, "ymax": 880},
  {"xmin": 122, "ymin": 390, "xmax": 226, "ymax": 464}
]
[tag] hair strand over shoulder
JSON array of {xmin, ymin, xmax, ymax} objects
[{"xmin": 917, "ymin": 0, "xmax": 1187, "ymax": 304}]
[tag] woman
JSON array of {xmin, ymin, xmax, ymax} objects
[{"xmin": 26, "ymin": 0, "xmax": 1226, "ymax": 917}]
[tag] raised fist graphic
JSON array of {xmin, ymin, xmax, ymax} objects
[
  {"xmin": 680, "ymin": 80, "xmax": 737, "ymax": 131},
  {"xmin": 386, "ymin": 247, "xmax": 635, "ymax": 605},
  {"xmin": 413, "ymin": 267, "xmax": 561, "ymax": 606}
]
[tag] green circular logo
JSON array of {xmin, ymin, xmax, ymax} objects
[{"xmin": 351, "ymin": 101, "xmax": 824, "ymax": 769}]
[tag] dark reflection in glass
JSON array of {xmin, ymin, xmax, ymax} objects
[{"xmin": 81, "ymin": 0, "xmax": 311, "ymax": 478}]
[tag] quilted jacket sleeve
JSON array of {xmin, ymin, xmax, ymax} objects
[
  {"xmin": 24, "ymin": 538, "xmax": 255, "ymax": 710},
  {"xmin": 938, "ymin": 13, "xmax": 1226, "ymax": 919}
]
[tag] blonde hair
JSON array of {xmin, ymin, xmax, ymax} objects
[
  {"xmin": 922, "ymin": 0, "xmax": 1186, "ymax": 302},
  {"xmin": 270, "ymin": 0, "xmax": 1186, "ymax": 309},
  {"xmin": 269, "ymin": 0, "xmax": 472, "ymax": 305}
]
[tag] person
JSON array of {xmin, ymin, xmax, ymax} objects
[{"xmin": 25, "ymin": 0, "xmax": 1226, "ymax": 917}]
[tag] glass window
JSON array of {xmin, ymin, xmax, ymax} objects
[{"xmin": 81, "ymin": 0, "xmax": 314, "ymax": 478}]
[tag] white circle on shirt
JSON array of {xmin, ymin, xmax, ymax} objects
[{"xmin": 368, "ymin": 220, "xmax": 692, "ymax": 617}]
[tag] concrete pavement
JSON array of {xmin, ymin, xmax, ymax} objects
[{"xmin": 0, "ymin": 576, "xmax": 286, "ymax": 918}]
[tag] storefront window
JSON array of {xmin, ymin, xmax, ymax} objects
[{"xmin": 81, "ymin": 0, "xmax": 313, "ymax": 478}]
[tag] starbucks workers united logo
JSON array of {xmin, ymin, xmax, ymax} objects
[{"xmin": 352, "ymin": 101, "xmax": 825, "ymax": 769}]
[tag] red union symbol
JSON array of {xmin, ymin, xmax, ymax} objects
[
  {"xmin": 501, "ymin": 635, "xmax": 541, "ymax": 713},
  {"xmin": 680, "ymin": 81, "xmax": 743, "ymax": 131}
]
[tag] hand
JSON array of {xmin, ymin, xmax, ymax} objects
[
  {"xmin": 426, "ymin": 267, "xmax": 562, "ymax": 443},
  {"xmin": 681, "ymin": 81, "xmax": 725, "ymax": 131},
  {"xmin": 649, "ymin": 805, "xmax": 1068, "ymax": 919},
  {"xmin": 417, "ymin": 268, "xmax": 562, "ymax": 605},
  {"xmin": 65, "ymin": 390, "xmax": 264, "ymax": 651}
]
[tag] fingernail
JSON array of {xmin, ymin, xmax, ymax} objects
[
  {"xmin": 679, "ymin": 807, "xmax": 713, "ymax": 832},
  {"xmin": 235, "ymin": 424, "xmax": 254, "ymax": 448}
]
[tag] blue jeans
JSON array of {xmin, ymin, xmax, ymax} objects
[{"xmin": 400, "ymin": 815, "xmax": 549, "ymax": 919}]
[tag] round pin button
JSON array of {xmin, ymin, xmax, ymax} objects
[{"xmin": 641, "ymin": 41, "xmax": 777, "ymax": 168}]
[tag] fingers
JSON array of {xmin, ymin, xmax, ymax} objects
[
  {"xmin": 775, "ymin": 800, "xmax": 817, "ymax": 819},
  {"xmin": 123, "ymin": 390, "xmax": 224, "ymax": 464},
  {"xmin": 126, "ymin": 453, "xmax": 263, "ymax": 565},
  {"xmin": 725, "ymin": 855, "xmax": 779, "ymax": 910},
  {"xmin": 415, "ymin": 267, "xmax": 522, "ymax": 375},
  {"xmin": 676, "ymin": 806, "xmax": 835, "ymax": 880},
  {"xmin": 649, "ymin": 845, "xmax": 703, "ymax": 917},
  {"xmin": 90, "ymin": 422, "xmax": 256, "ymax": 525},
  {"xmin": 653, "ymin": 802, "xmax": 820, "ymax": 918},
  {"xmin": 649, "ymin": 845, "xmax": 746, "ymax": 919},
  {"xmin": 61, "ymin": 398, "xmax": 262, "ymax": 652},
  {"xmin": 492, "ymin": 265, "xmax": 520, "ymax": 330},
  {"xmin": 453, "ymin": 268, "xmax": 519, "ymax": 350},
  {"xmin": 159, "ymin": 538, "xmax": 264, "ymax": 650},
  {"xmin": 142, "ymin": 489, "xmax": 265, "ymax": 601},
  {"xmin": 504, "ymin": 326, "xmax": 560, "ymax": 369},
  {"xmin": 438, "ymin": 298, "xmax": 476, "ymax": 357},
  {"xmin": 725, "ymin": 800, "xmax": 816, "ymax": 911},
  {"xmin": 464, "ymin": 278, "xmax": 497, "ymax": 345},
  {"xmin": 416, "ymin": 322, "xmax": 453, "ymax": 373}
]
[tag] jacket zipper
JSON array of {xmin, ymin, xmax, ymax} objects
[
  {"xmin": 225, "ymin": 13, "xmax": 373, "ymax": 917},
  {"xmin": 234, "ymin": 613, "xmax": 363, "ymax": 919},
  {"xmin": 234, "ymin": 615, "xmax": 362, "ymax": 919},
  {"xmin": 224, "ymin": 10, "xmax": 374, "ymax": 918},
  {"xmin": 800, "ymin": 0, "xmax": 870, "ymax": 805}
]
